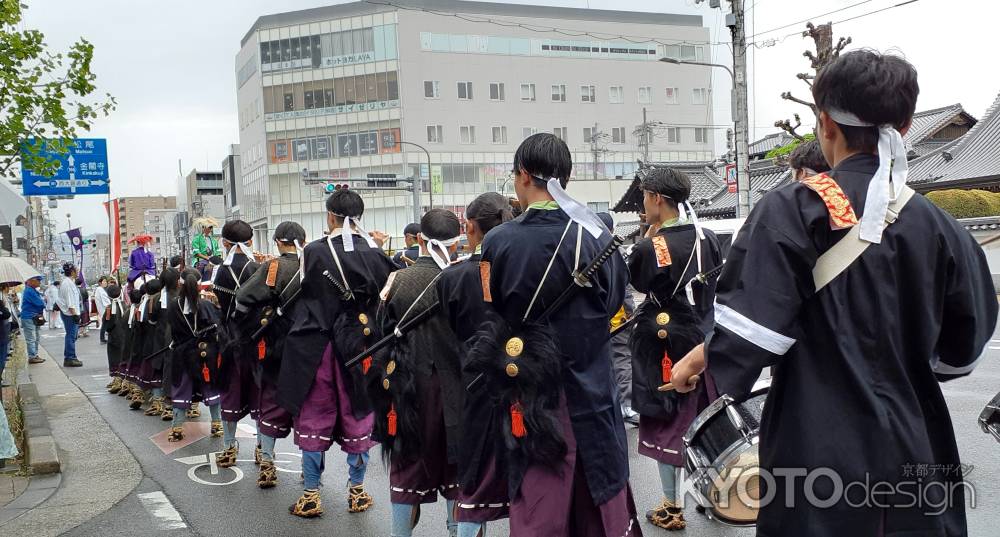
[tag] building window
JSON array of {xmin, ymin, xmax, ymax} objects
[
  {"xmin": 587, "ymin": 201, "xmax": 609, "ymax": 213},
  {"xmin": 665, "ymin": 87, "xmax": 678, "ymax": 105},
  {"xmin": 491, "ymin": 126, "xmax": 508, "ymax": 144},
  {"xmin": 553, "ymin": 127, "xmax": 567, "ymax": 141},
  {"xmin": 520, "ymin": 83, "xmax": 536, "ymax": 102},
  {"xmin": 460, "ymin": 125, "xmax": 476, "ymax": 144},
  {"xmin": 580, "ymin": 85, "xmax": 596, "ymax": 103},
  {"xmin": 489, "ymin": 82, "xmax": 505, "ymax": 101},
  {"xmin": 551, "ymin": 84, "xmax": 566, "ymax": 102},
  {"xmin": 612, "ymin": 127, "xmax": 626, "ymax": 144},
  {"xmin": 666, "ymin": 127, "xmax": 680, "ymax": 144},
  {"xmin": 457, "ymin": 81, "xmax": 473, "ymax": 100},
  {"xmin": 522, "ymin": 127, "xmax": 537, "ymax": 140},
  {"xmin": 638, "ymin": 86, "xmax": 652, "ymax": 104},
  {"xmin": 609, "ymin": 85, "xmax": 623, "ymax": 104},
  {"xmin": 283, "ymin": 93, "xmax": 295, "ymax": 111},
  {"xmin": 427, "ymin": 125, "xmax": 443, "ymax": 143},
  {"xmin": 583, "ymin": 127, "xmax": 593, "ymax": 143},
  {"xmin": 694, "ymin": 127, "xmax": 709, "ymax": 144},
  {"xmin": 424, "ymin": 80, "xmax": 440, "ymax": 99},
  {"xmin": 692, "ymin": 88, "xmax": 709, "ymax": 105}
]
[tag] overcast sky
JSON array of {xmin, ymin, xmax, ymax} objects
[{"xmin": 24, "ymin": 0, "xmax": 1000, "ymax": 234}]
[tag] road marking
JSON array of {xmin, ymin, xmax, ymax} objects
[{"xmin": 137, "ymin": 490, "xmax": 187, "ymax": 530}]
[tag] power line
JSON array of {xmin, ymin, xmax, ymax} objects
[
  {"xmin": 363, "ymin": 0, "xmax": 730, "ymax": 47},
  {"xmin": 749, "ymin": 0, "xmax": 875, "ymax": 38},
  {"xmin": 751, "ymin": 0, "xmax": 921, "ymax": 46}
]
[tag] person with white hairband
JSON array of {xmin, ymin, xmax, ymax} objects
[
  {"xmin": 479, "ymin": 132, "xmax": 638, "ymax": 535},
  {"xmin": 232, "ymin": 221, "xmax": 306, "ymax": 490},
  {"xmin": 671, "ymin": 50, "xmax": 997, "ymax": 536},
  {"xmin": 211, "ymin": 219, "xmax": 264, "ymax": 473},
  {"xmin": 371, "ymin": 208, "xmax": 464, "ymax": 537},
  {"xmin": 282, "ymin": 188, "xmax": 396, "ymax": 519}
]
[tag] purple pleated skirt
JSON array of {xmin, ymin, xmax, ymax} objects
[
  {"xmin": 293, "ymin": 342, "xmax": 375, "ymax": 454},
  {"xmin": 250, "ymin": 374, "xmax": 292, "ymax": 439},
  {"xmin": 219, "ymin": 354, "xmax": 257, "ymax": 422},
  {"xmin": 638, "ymin": 372, "xmax": 717, "ymax": 466}
]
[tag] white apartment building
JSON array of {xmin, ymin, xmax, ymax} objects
[{"xmin": 236, "ymin": 0, "xmax": 716, "ymax": 248}]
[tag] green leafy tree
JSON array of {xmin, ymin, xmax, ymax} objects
[
  {"xmin": 0, "ymin": 0, "xmax": 116, "ymax": 179},
  {"xmin": 926, "ymin": 189, "xmax": 1000, "ymax": 219},
  {"xmin": 766, "ymin": 133, "xmax": 816, "ymax": 160}
]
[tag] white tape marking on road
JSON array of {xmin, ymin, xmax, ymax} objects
[{"xmin": 137, "ymin": 490, "xmax": 187, "ymax": 530}]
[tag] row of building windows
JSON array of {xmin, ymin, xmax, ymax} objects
[
  {"xmin": 257, "ymin": 24, "xmax": 398, "ymax": 73},
  {"xmin": 264, "ymin": 72, "xmax": 400, "ymax": 115},
  {"xmin": 425, "ymin": 125, "xmax": 710, "ymax": 145},
  {"xmin": 268, "ymin": 128, "xmax": 402, "ymax": 163},
  {"xmin": 425, "ymin": 81, "xmax": 709, "ymax": 105}
]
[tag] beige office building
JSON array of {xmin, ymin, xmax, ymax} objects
[
  {"xmin": 114, "ymin": 195, "xmax": 177, "ymax": 266},
  {"xmin": 236, "ymin": 0, "xmax": 716, "ymax": 248}
]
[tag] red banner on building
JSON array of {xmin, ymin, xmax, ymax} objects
[{"xmin": 104, "ymin": 198, "xmax": 121, "ymax": 274}]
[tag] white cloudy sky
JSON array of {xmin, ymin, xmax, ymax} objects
[{"xmin": 24, "ymin": 0, "xmax": 1000, "ymax": 233}]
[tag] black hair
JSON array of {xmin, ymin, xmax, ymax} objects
[
  {"xmin": 788, "ymin": 140, "xmax": 830, "ymax": 175},
  {"xmin": 180, "ymin": 268, "xmax": 201, "ymax": 310},
  {"xmin": 53, "ymin": 280, "xmax": 61, "ymax": 286},
  {"xmin": 513, "ymin": 133, "xmax": 572, "ymax": 188},
  {"xmin": 812, "ymin": 49, "xmax": 919, "ymax": 153},
  {"xmin": 402, "ymin": 222, "xmax": 421, "ymax": 236},
  {"xmin": 62, "ymin": 262, "xmax": 76, "ymax": 276},
  {"xmin": 466, "ymin": 192, "xmax": 513, "ymax": 235},
  {"xmin": 144, "ymin": 278, "xmax": 163, "ymax": 296},
  {"xmin": 98, "ymin": 275, "xmax": 108, "ymax": 284},
  {"xmin": 325, "ymin": 189, "xmax": 364, "ymax": 220},
  {"xmin": 222, "ymin": 220, "xmax": 253, "ymax": 242},
  {"xmin": 273, "ymin": 221, "xmax": 306, "ymax": 244},
  {"xmin": 106, "ymin": 284, "xmax": 121, "ymax": 299},
  {"xmin": 640, "ymin": 166, "xmax": 691, "ymax": 206},
  {"xmin": 128, "ymin": 288, "xmax": 143, "ymax": 304},
  {"xmin": 420, "ymin": 208, "xmax": 461, "ymax": 241},
  {"xmin": 160, "ymin": 267, "xmax": 181, "ymax": 298},
  {"xmin": 169, "ymin": 255, "xmax": 185, "ymax": 269}
]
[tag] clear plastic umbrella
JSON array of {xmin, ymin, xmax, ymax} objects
[{"xmin": 0, "ymin": 256, "xmax": 43, "ymax": 285}]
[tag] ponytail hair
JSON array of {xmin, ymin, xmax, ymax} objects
[
  {"xmin": 467, "ymin": 192, "xmax": 514, "ymax": 235},
  {"xmin": 180, "ymin": 268, "xmax": 201, "ymax": 310}
]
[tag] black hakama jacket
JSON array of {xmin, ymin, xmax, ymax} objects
[
  {"xmin": 213, "ymin": 253, "xmax": 259, "ymax": 383},
  {"xmin": 105, "ymin": 298, "xmax": 127, "ymax": 371},
  {"xmin": 373, "ymin": 256, "xmax": 464, "ymax": 462},
  {"xmin": 480, "ymin": 208, "xmax": 628, "ymax": 505},
  {"xmin": 707, "ymin": 154, "xmax": 998, "ymax": 536},
  {"xmin": 235, "ymin": 252, "xmax": 301, "ymax": 386},
  {"xmin": 277, "ymin": 233, "xmax": 395, "ymax": 417},
  {"xmin": 627, "ymin": 224, "xmax": 722, "ymax": 419},
  {"xmin": 167, "ymin": 298, "xmax": 222, "ymax": 390}
]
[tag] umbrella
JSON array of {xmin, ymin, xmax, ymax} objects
[
  {"xmin": 0, "ymin": 178, "xmax": 27, "ymax": 226},
  {"xmin": 0, "ymin": 256, "xmax": 43, "ymax": 285},
  {"xmin": 128, "ymin": 233, "xmax": 154, "ymax": 244}
]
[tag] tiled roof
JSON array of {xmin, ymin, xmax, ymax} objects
[
  {"xmin": 697, "ymin": 161, "xmax": 793, "ymax": 218},
  {"xmin": 904, "ymin": 103, "xmax": 975, "ymax": 147},
  {"xmin": 908, "ymin": 92, "xmax": 1000, "ymax": 186},
  {"xmin": 960, "ymin": 216, "xmax": 1000, "ymax": 231},
  {"xmin": 612, "ymin": 161, "xmax": 725, "ymax": 213},
  {"xmin": 749, "ymin": 132, "xmax": 795, "ymax": 158}
]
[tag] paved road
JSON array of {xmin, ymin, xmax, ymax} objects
[{"xmin": 39, "ymin": 328, "xmax": 1000, "ymax": 536}]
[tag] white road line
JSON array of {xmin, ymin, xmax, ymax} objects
[{"xmin": 137, "ymin": 491, "xmax": 187, "ymax": 530}]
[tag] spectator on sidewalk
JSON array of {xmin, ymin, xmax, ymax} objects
[
  {"xmin": 20, "ymin": 275, "xmax": 46, "ymax": 365},
  {"xmin": 94, "ymin": 276, "xmax": 111, "ymax": 344},
  {"xmin": 56, "ymin": 263, "xmax": 83, "ymax": 367},
  {"xmin": 78, "ymin": 278, "xmax": 90, "ymax": 339},
  {"xmin": 391, "ymin": 222, "xmax": 420, "ymax": 267},
  {"xmin": 44, "ymin": 281, "xmax": 62, "ymax": 330},
  {"xmin": 0, "ymin": 284, "xmax": 11, "ymax": 386}
]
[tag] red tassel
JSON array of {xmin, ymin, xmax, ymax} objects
[
  {"xmin": 202, "ymin": 364, "xmax": 211, "ymax": 383},
  {"xmin": 662, "ymin": 352, "xmax": 673, "ymax": 383},
  {"xmin": 387, "ymin": 405, "xmax": 397, "ymax": 436},
  {"xmin": 510, "ymin": 402, "xmax": 526, "ymax": 438},
  {"xmin": 217, "ymin": 354, "xmax": 222, "ymax": 368},
  {"xmin": 257, "ymin": 340, "xmax": 267, "ymax": 361},
  {"xmin": 362, "ymin": 356, "xmax": 372, "ymax": 374}
]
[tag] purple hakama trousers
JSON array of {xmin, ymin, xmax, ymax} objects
[
  {"xmin": 219, "ymin": 353, "xmax": 257, "ymax": 422},
  {"xmin": 638, "ymin": 373, "xmax": 717, "ymax": 466},
  {"xmin": 293, "ymin": 342, "xmax": 375, "ymax": 454}
]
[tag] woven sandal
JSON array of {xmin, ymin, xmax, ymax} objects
[
  {"xmin": 347, "ymin": 483, "xmax": 374, "ymax": 513},
  {"xmin": 216, "ymin": 442, "xmax": 238, "ymax": 468},
  {"xmin": 210, "ymin": 420, "xmax": 223, "ymax": 438},
  {"xmin": 646, "ymin": 499, "xmax": 686, "ymax": 530},
  {"xmin": 289, "ymin": 489, "xmax": 323, "ymax": 518},
  {"xmin": 167, "ymin": 427, "xmax": 184, "ymax": 442},
  {"xmin": 257, "ymin": 460, "xmax": 278, "ymax": 489}
]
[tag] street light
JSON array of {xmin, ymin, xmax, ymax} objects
[
  {"xmin": 660, "ymin": 56, "xmax": 750, "ymax": 217},
  {"xmin": 394, "ymin": 141, "xmax": 433, "ymax": 211}
]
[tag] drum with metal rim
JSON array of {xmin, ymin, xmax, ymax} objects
[{"xmin": 683, "ymin": 378, "xmax": 769, "ymax": 526}]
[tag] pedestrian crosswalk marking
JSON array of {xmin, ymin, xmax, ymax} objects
[{"xmin": 137, "ymin": 490, "xmax": 187, "ymax": 530}]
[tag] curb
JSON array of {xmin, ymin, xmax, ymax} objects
[{"xmin": 16, "ymin": 383, "xmax": 60, "ymax": 475}]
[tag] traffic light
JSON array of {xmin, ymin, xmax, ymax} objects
[{"xmin": 324, "ymin": 183, "xmax": 350, "ymax": 193}]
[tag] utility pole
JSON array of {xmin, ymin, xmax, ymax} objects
[
  {"xmin": 641, "ymin": 108, "xmax": 650, "ymax": 163},
  {"xmin": 591, "ymin": 122, "xmax": 599, "ymax": 182},
  {"xmin": 728, "ymin": 0, "xmax": 751, "ymax": 217}
]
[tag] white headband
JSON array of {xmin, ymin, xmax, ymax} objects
[
  {"xmin": 677, "ymin": 200, "xmax": 705, "ymax": 241},
  {"xmin": 222, "ymin": 240, "xmax": 254, "ymax": 266},
  {"xmin": 826, "ymin": 108, "xmax": 908, "ymax": 244},
  {"xmin": 333, "ymin": 214, "xmax": 377, "ymax": 252},
  {"xmin": 294, "ymin": 239, "xmax": 305, "ymax": 282},
  {"xmin": 420, "ymin": 233, "xmax": 460, "ymax": 269},
  {"xmin": 137, "ymin": 294, "xmax": 150, "ymax": 322},
  {"xmin": 537, "ymin": 177, "xmax": 605, "ymax": 239},
  {"xmin": 159, "ymin": 289, "xmax": 169, "ymax": 309}
]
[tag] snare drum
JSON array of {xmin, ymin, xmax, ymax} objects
[{"xmin": 683, "ymin": 378, "xmax": 769, "ymax": 526}]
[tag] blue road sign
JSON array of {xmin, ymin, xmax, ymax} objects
[{"xmin": 21, "ymin": 138, "xmax": 110, "ymax": 196}]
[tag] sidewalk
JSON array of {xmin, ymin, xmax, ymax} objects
[{"xmin": 0, "ymin": 335, "xmax": 142, "ymax": 536}]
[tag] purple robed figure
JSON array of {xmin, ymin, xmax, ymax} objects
[{"xmin": 127, "ymin": 235, "xmax": 156, "ymax": 284}]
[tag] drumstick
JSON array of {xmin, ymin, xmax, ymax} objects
[{"xmin": 658, "ymin": 374, "xmax": 700, "ymax": 392}]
